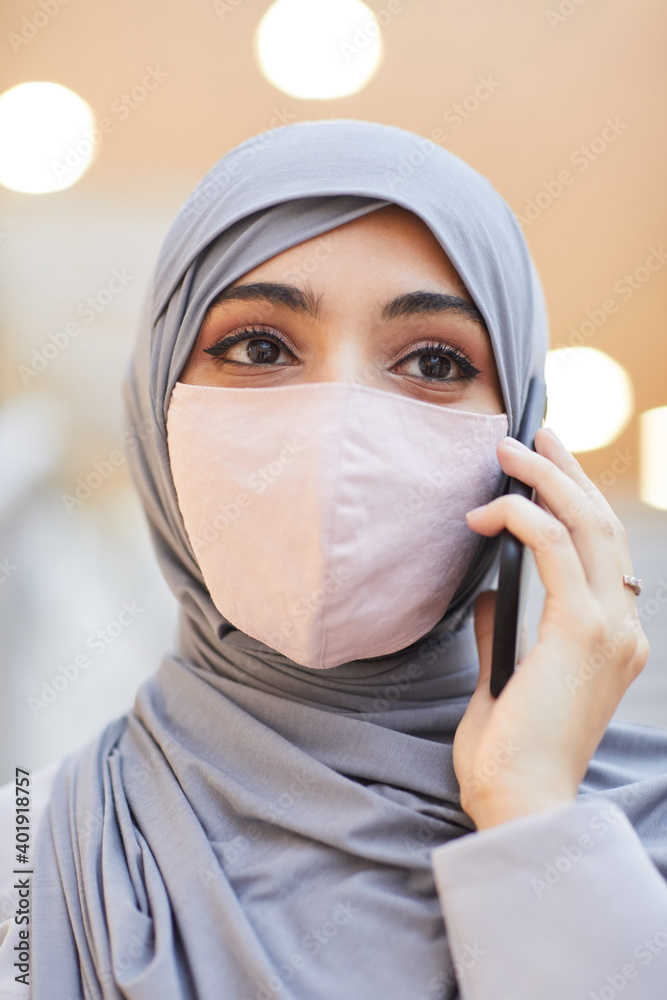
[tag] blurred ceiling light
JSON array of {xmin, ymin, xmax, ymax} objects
[
  {"xmin": 639, "ymin": 406, "xmax": 667, "ymax": 510},
  {"xmin": 255, "ymin": 0, "xmax": 383, "ymax": 100},
  {"xmin": 0, "ymin": 81, "xmax": 95, "ymax": 194},
  {"xmin": 544, "ymin": 347, "xmax": 633, "ymax": 453}
]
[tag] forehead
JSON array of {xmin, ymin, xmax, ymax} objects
[{"xmin": 213, "ymin": 203, "xmax": 472, "ymax": 302}]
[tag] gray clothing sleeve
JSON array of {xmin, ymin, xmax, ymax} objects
[{"xmin": 430, "ymin": 796, "xmax": 667, "ymax": 999}]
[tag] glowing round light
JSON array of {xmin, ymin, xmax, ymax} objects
[
  {"xmin": 640, "ymin": 406, "xmax": 667, "ymax": 510},
  {"xmin": 255, "ymin": 0, "xmax": 383, "ymax": 100},
  {"xmin": 0, "ymin": 82, "xmax": 96, "ymax": 194},
  {"xmin": 544, "ymin": 347, "xmax": 633, "ymax": 453}
]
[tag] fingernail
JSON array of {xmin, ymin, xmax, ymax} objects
[
  {"xmin": 542, "ymin": 426, "xmax": 562, "ymax": 444},
  {"xmin": 501, "ymin": 436, "xmax": 529, "ymax": 451}
]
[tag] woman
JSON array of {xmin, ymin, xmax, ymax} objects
[{"xmin": 1, "ymin": 118, "xmax": 667, "ymax": 999}]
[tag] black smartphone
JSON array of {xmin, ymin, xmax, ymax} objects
[{"xmin": 489, "ymin": 376, "xmax": 548, "ymax": 698}]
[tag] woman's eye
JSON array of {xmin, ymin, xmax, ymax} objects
[
  {"xmin": 204, "ymin": 328, "xmax": 294, "ymax": 367},
  {"xmin": 402, "ymin": 351, "xmax": 454, "ymax": 380},
  {"xmin": 395, "ymin": 345, "xmax": 481, "ymax": 383},
  {"xmin": 233, "ymin": 337, "xmax": 289, "ymax": 365}
]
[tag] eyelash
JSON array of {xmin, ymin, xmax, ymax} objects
[{"xmin": 203, "ymin": 325, "xmax": 482, "ymax": 383}]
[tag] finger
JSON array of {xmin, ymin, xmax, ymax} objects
[
  {"xmin": 535, "ymin": 430, "xmax": 642, "ymax": 600},
  {"xmin": 517, "ymin": 617, "xmax": 529, "ymax": 664},
  {"xmin": 473, "ymin": 590, "xmax": 496, "ymax": 690},
  {"xmin": 495, "ymin": 436, "xmax": 632, "ymax": 603},
  {"xmin": 535, "ymin": 427, "xmax": 623, "ymax": 522},
  {"xmin": 466, "ymin": 493, "xmax": 593, "ymax": 621}
]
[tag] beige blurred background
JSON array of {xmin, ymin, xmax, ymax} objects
[{"xmin": 0, "ymin": 0, "xmax": 666, "ymax": 785}]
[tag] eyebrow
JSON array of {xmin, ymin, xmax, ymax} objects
[{"xmin": 206, "ymin": 282, "xmax": 488, "ymax": 332}]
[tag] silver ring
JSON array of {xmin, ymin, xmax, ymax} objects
[{"xmin": 623, "ymin": 574, "xmax": 643, "ymax": 596}]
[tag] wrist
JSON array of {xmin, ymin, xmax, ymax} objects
[{"xmin": 465, "ymin": 791, "xmax": 578, "ymax": 831}]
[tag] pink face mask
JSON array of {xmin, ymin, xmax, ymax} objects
[{"xmin": 166, "ymin": 380, "xmax": 508, "ymax": 669}]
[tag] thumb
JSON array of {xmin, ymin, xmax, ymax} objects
[
  {"xmin": 517, "ymin": 616, "xmax": 529, "ymax": 664},
  {"xmin": 472, "ymin": 589, "xmax": 497, "ymax": 691}
]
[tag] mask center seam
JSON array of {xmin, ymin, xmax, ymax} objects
[{"xmin": 317, "ymin": 387, "xmax": 358, "ymax": 668}]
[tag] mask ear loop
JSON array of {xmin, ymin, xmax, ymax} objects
[{"xmin": 489, "ymin": 375, "xmax": 548, "ymax": 697}]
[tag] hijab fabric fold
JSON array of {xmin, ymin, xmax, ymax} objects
[{"xmin": 32, "ymin": 119, "xmax": 667, "ymax": 1000}]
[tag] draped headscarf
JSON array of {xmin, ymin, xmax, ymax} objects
[{"xmin": 32, "ymin": 119, "xmax": 667, "ymax": 1000}]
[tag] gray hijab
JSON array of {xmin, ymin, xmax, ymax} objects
[{"xmin": 33, "ymin": 119, "xmax": 667, "ymax": 999}]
